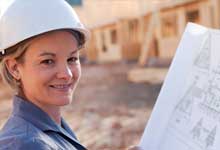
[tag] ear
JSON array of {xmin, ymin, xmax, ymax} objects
[{"xmin": 5, "ymin": 58, "xmax": 21, "ymax": 80}]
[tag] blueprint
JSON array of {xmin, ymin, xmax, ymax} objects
[{"xmin": 139, "ymin": 23, "xmax": 220, "ymax": 150}]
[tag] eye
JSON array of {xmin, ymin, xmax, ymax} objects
[
  {"xmin": 40, "ymin": 59, "xmax": 54, "ymax": 65},
  {"xmin": 68, "ymin": 57, "xmax": 79, "ymax": 64}
]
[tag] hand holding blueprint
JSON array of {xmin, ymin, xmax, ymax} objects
[{"xmin": 139, "ymin": 23, "xmax": 220, "ymax": 150}]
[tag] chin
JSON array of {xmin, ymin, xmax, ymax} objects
[{"xmin": 52, "ymin": 96, "xmax": 72, "ymax": 106}]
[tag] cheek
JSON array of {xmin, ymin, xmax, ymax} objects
[
  {"xmin": 72, "ymin": 64, "xmax": 81, "ymax": 80},
  {"xmin": 24, "ymin": 65, "xmax": 55, "ymax": 81},
  {"xmin": 22, "ymin": 69, "xmax": 52, "ymax": 86}
]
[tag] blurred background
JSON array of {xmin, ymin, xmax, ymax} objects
[{"xmin": 1, "ymin": 0, "xmax": 220, "ymax": 149}]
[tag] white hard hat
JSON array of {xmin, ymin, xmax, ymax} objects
[{"xmin": 0, "ymin": 0, "xmax": 90, "ymax": 55}]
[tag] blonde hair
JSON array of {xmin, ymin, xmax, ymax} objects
[
  {"xmin": 0, "ymin": 30, "xmax": 85, "ymax": 91},
  {"xmin": 0, "ymin": 39, "xmax": 32, "ymax": 91}
]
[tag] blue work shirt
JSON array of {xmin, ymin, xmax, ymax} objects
[{"xmin": 0, "ymin": 95, "xmax": 87, "ymax": 150}]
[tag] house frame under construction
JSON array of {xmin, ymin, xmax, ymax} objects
[{"xmin": 84, "ymin": 0, "xmax": 220, "ymax": 65}]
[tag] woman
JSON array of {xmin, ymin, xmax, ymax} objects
[
  {"xmin": 0, "ymin": 0, "xmax": 142, "ymax": 149},
  {"xmin": 0, "ymin": 0, "xmax": 89, "ymax": 149}
]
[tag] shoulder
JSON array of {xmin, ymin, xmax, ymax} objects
[
  {"xmin": 16, "ymin": 138, "xmax": 53, "ymax": 150},
  {"xmin": 0, "ymin": 116, "xmax": 57, "ymax": 149},
  {"xmin": 0, "ymin": 136, "xmax": 54, "ymax": 150},
  {"xmin": 0, "ymin": 115, "xmax": 40, "ymax": 137}
]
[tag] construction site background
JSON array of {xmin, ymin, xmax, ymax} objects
[{"xmin": 0, "ymin": 0, "xmax": 220, "ymax": 149}]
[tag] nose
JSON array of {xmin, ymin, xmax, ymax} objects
[{"xmin": 56, "ymin": 63, "xmax": 73, "ymax": 81}]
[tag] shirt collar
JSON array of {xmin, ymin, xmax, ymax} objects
[
  {"xmin": 61, "ymin": 118, "xmax": 77, "ymax": 139},
  {"xmin": 12, "ymin": 95, "xmax": 86, "ymax": 149},
  {"xmin": 12, "ymin": 95, "xmax": 61, "ymax": 132}
]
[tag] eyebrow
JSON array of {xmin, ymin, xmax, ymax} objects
[
  {"xmin": 39, "ymin": 52, "xmax": 56, "ymax": 57},
  {"xmin": 70, "ymin": 49, "xmax": 79, "ymax": 55},
  {"xmin": 38, "ymin": 49, "xmax": 79, "ymax": 57}
]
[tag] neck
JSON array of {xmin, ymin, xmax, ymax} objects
[
  {"xmin": 42, "ymin": 106, "xmax": 62, "ymax": 125},
  {"xmin": 32, "ymin": 101, "xmax": 62, "ymax": 125},
  {"xmin": 17, "ymin": 93, "xmax": 62, "ymax": 125}
]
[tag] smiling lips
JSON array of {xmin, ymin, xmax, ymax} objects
[{"xmin": 50, "ymin": 83, "xmax": 73, "ymax": 91}]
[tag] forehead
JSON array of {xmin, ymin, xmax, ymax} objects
[{"xmin": 26, "ymin": 30, "xmax": 78, "ymax": 56}]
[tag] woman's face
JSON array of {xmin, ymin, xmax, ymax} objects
[{"xmin": 17, "ymin": 30, "xmax": 81, "ymax": 107}]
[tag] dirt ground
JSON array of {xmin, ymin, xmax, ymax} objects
[{"xmin": 0, "ymin": 62, "xmax": 163, "ymax": 150}]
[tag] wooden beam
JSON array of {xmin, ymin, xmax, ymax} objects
[{"xmin": 138, "ymin": 11, "xmax": 160, "ymax": 66}]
